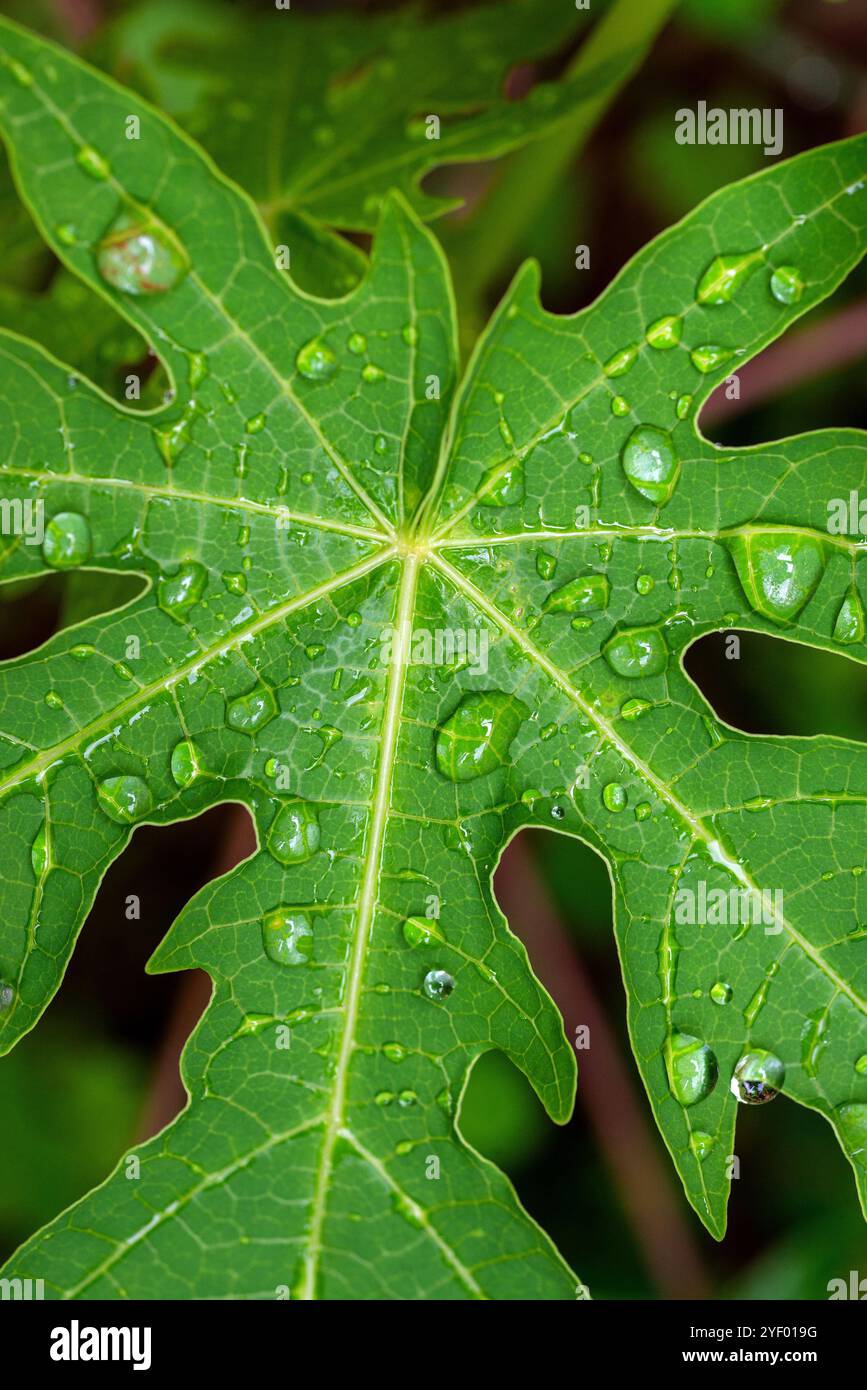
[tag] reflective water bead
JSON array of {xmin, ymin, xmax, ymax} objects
[
  {"xmin": 728, "ymin": 531, "xmax": 825, "ymax": 624},
  {"xmin": 435, "ymin": 691, "xmax": 528, "ymax": 782},
  {"xmin": 295, "ymin": 336, "xmax": 337, "ymax": 381},
  {"xmin": 621, "ymin": 425, "xmax": 680, "ymax": 505},
  {"xmin": 226, "ymin": 685, "xmax": 278, "ymax": 733},
  {"xmin": 423, "ymin": 969, "xmax": 455, "ymax": 1001},
  {"xmin": 646, "ymin": 314, "xmax": 682, "ymax": 349},
  {"xmin": 665, "ymin": 1032, "xmax": 718, "ymax": 1106},
  {"xmin": 262, "ymin": 908, "xmax": 314, "ymax": 966},
  {"xmin": 696, "ymin": 249, "xmax": 763, "ymax": 304},
  {"xmin": 730, "ymin": 1049, "xmax": 785, "ymax": 1105},
  {"xmin": 543, "ymin": 573, "xmax": 609, "ymax": 614},
  {"xmin": 267, "ymin": 800, "xmax": 321, "ymax": 864},
  {"xmin": 42, "ymin": 511, "xmax": 91, "ymax": 568},
  {"xmin": 170, "ymin": 739, "xmax": 204, "ymax": 788},
  {"xmin": 158, "ymin": 561, "xmax": 207, "ymax": 618},
  {"xmin": 96, "ymin": 774, "xmax": 153, "ymax": 824},
  {"xmin": 96, "ymin": 212, "xmax": 186, "ymax": 295},
  {"xmin": 769, "ymin": 265, "xmax": 804, "ymax": 305},
  {"xmin": 602, "ymin": 782, "xmax": 627, "ymax": 813},
  {"xmin": 603, "ymin": 625, "xmax": 668, "ymax": 678}
]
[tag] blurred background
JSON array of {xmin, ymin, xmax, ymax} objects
[{"xmin": 0, "ymin": 0, "xmax": 865, "ymax": 1298}]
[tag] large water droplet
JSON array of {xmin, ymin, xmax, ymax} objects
[
  {"xmin": 602, "ymin": 782, "xmax": 627, "ymax": 813},
  {"xmin": 267, "ymin": 800, "xmax": 321, "ymax": 864},
  {"xmin": 603, "ymin": 344, "xmax": 638, "ymax": 377},
  {"xmin": 769, "ymin": 265, "xmax": 804, "ymax": 305},
  {"xmin": 710, "ymin": 980, "xmax": 732, "ymax": 1006},
  {"xmin": 665, "ymin": 1032, "xmax": 718, "ymax": 1107},
  {"xmin": 603, "ymin": 625, "xmax": 668, "ymax": 678},
  {"xmin": 402, "ymin": 917, "xmax": 434, "ymax": 947},
  {"xmin": 158, "ymin": 562, "xmax": 207, "ymax": 618},
  {"xmin": 42, "ymin": 511, "xmax": 91, "ymax": 568},
  {"xmin": 295, "ymin": 336, "xmax": 337, "ymax": 381},
  {"xmin": 730, "ymin": 1049, "xmax": 785, "ymax": 1105},
  {"xmin": 96, "ymin": 212, "xmax": 186, "ymax": 295},
  {"xmin": 543, "ymin": 573, "xmax": 609, "ymax": 614},
  {"xmin": 96, "ymin": 774, "xmax": 153, "ymax": 824},
  {"xmin": 479, "ymin": 463, "xmax": 524, "ymax": 507},
  {"xmin": 423, "ymin": 968, "xmax": 455, "ymax": 1001},
  {"xmin": 621, "ymin": 426, "xmax": 680, "ymax": 505},
  {"xmin": 729, "ymin": 531, "xmax": 825, "ymax": 624},
  {"xmin": 435, "ymin": 691, "xmax": 528, "ymax": 782},
  {"xmin": 696, "ymin": 249, "xmax": 763, "ymax": 304},
  {"xmin": 227, "ymin": 685, "xmax": 278, "ymax": 733},
  {"xmin": 690, "ymin": 344, "xmax": 734, "ymax": 374},
  {"xmin": 170, "ymin": 738, "xmax": 203, "ymax": 788},
  {"xmin": 262, "ymin": 908, "xmax": 314, "ymax": 966}
]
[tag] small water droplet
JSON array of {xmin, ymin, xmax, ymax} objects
[
  {"xmin": 423, "ymin": 968, "xmax": 455, "ymax": 1001},
  {"xmin": 690, "ymin": 344, "xmax": 734, "ymax": 374},
  {"xmin": 170, "ymin": 739, "xmax": 203, "ymax": 788},
  {"xmin": 621, "ymin": 425, "xmax": 680, "ymax": 505},
  {"xmin": 620, "ymin": 697, "xmax": 651, "ymax": 720},
  {"xmin": 603, "ymin": 625, "xmax": 668, "ymax": 678},
  {"xmin": 227, "ymin": 685, "xmax": 278, "ymax": 733},
  {"xmin": 610, "ymin": 395, "xmax": 630, "ymax": 417},
  {"xmin": 689, "ymin": 1131, "xmax": 714, "ymax": 1162},
  {"xmin": 267, "ymin": 800, "xmax": 321, "ymax": 864},
  {"xmin": 543, "ymin": 573, "xmax": 609, "ymax": 614},
  {"xmin": 96, "ymin": 774, "xmax": 153, "ymax": 824},
  {"xmin": 634, "ymin": 802, "xmax": 651, "ymax": 821},
  {"xmin": 603, "ymin": 344, "xmax": 638, "ymax": 377},
  {"xmin": 675, "ymin": 394, "xmax": 693, "ymax": 420},
  {"xmin": 262, "ymin": 908, "xmax": 314, "ymax": 966},
  {"xmin": 646, "ymin": 314, "xmax": 683, "ymax": 349},
  {"xmin": 710, "ymin": 980, "xmax": 732, "ymax": 1006},
  {"xmin": 76, "ymin": 145, "xmax": 110, "ymax": 180},
  {"xmin": 769, "ymin": 265, "xmax": 804, "ymax": 305},
  {"xmin": 602, "ymin": 782, "xmax": 627, "ymax": 813},
  {"xmin": 362, "ymin": 363, "xmax": 384, "ymax": 384},
  {"xmin": 435, "ymin": 691, "xmax": 528, "ymax": 782},
  {"xmin": 295, "ymin": 336, "xmax": 337, "ymax": 381},
  {"xmin": 855, "ymin": 1055, "xmax": 867, "ymax": 1076},
  {"xmin": 665, "ymin": 1032, "xmax": 718, "ymax": 1107},
  {"xmin": 0, "ymin": 983, "xmax": 14, "ymax": 1012},
  {"xmin": 536, "ymin": 551, "xmax": 557, "ymax": 581},
  {"xmin": 158, "ymin": 562, "xmax": 207, "ymax": 618},
  {"xmin": 42, "ymin": 511, "xmax": 91, "ymax": 568},
  {"xmin": 730, "ymin": 1049, "xmax": 785, "ymax": 1105},
  {"xmin": 383, "ymin": 1042, "xmax": 407, "ymax": 1063},
  {"xmin": 635, "ymin": 573, "xmax": 654, "ymax": 595},
  {"xmin": 402, "ymin": 917, "xmax": 434, "ymax": 947},
  {"xmin": 97, "ymin": 212, "xmax": 186, "ymax": 295},
  {"xmin": 836, "ymin": 1103, "xmax": 867, "ymax": 1167},
  {"xmin": 833, "ymin": 588, "xmax": 864, "ymax": 645},
  {"xmin": 347, "ymin": 332, "xmax": 367, "ymax": 355},
  {"xmin": 31, "ymin": 823, "xmax": 48, "ymax": 877},
  {"xmin": 479, "ymin": 463, "xmax": 524, "ymax": 507}
]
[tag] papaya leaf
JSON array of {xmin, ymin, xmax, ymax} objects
[{"xmin": 0, "ymin": 20, "xmax": 865, "ymax": 1300}]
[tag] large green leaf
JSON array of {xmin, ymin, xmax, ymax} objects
[{"xmin": 0, "ymin": 21, "xmax": 865, "ymax": 1299}]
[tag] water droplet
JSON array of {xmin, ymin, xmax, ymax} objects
[
  {"xmin": 836, "ymin": 1103, "xmax": 867, "ymax": 1167},
  {"xmin": 690, "ymin": 344, "xmax": 734, "ymax": 374},
  {"xmin": 479, "ymin": 463, "xmax": 524, "ymax": 507},
  {"xmin": 227, "ymin": 685, "xmax": 278, "ymax": 733},
  {"xmin": 536, "ymin": 552, "xmax": 557, "ymax": 581},
  {"xmin": 44, "ymin": 690, "xmax": 63, "ymax": 709},
  {"xmin": 602, "ymin": 782, "xmax": 627, "ymax": 813},
  {"xmin": 375, "ymin": 1091, "xmax": 395, "ymax": 1106},
  {"xmin": 543, "ymin": 573, "xmax": 609, "ymax": 614},
  {"xmin": 170, "ymin": 739, "xmax": 203, "ymax": 788},
  {"xmin": 0, "ymin": 983, "xmax": 14, "ymax": 1012},
  {"xmin": 603, "ymin": 625, "xmax": 668, "ymax": 678},
  {"xmin": 769, "ymin": 265, "xmax": 804, "ymax": 305},
  {"xmin": 402, "ymin": 917, "xmax": 434, "ymax": 947},
  {"xmin": 634, "ymin": 802, "xmax": 651, "ymax": 821},
  {"xmin": 635, "ymin": 573, "xmax": 655, "ymax": 595},
  {"xmin": 56, "ymin": 222, "xmax": 77, "ymax": 246},
  {"xmin": 158, "ymin": 562, "xmax": 207, "ymax": 618},
  {"xmin": 362, "ymin": 363, "xmax": 384, "ymax": 384},
  {"xmin": 801, "ymin": 1009, "xmax": 830, "ymax": 1079},
  {"xmin": 7, "ymin": 59, "xmax": 33, "ymax": 87},
  {"xmin": 42, "ymin": 511, "xmax": 91, "ymax": 568},
  {"xmin": 76, "ymin": 145, "xmax": 110, "ymax": 180},
  {"xmin": 295, "ymin": 336, "xmax": 337, "ymax": 381},
  {"xmin": 730, "ymin": 1049, "xmax": 785, "ymax": 1105},
  {"xmin": 855, "ymin": 1055, "xmax": 867, "ymax": 1076},
  {"xmin": 696, "ymin": 249, "xmax": 763, "ymax": 304},
  {"xmin": 383, "ymin": 1042, "xmax": 407, "ymax": 1063},
  {"xmin": 646, "ymin": 314, "xmax": 682, "ymax": 349},
  {"xmin": 96, "ymin": 774, "xmax": 153, "ymax": 824},
  {"xmin": 620, "ymin": 697, "xmax": 651, "ymax": 721},
  {"xmin": 675, "ymin": 394, "xmax": 693, "ymax": 420},
  {"xmin": 665, "ymin": 1032, "xmax": 718, "ymax": 1107},
  {"xmin": 610, "ymin": 395, "xmax": 630, "ymax": 417},
  {"xmin": 435, "ymin": 691, "xmax": 528, "ymax": 782},
  {"xmin": 245, "ymin": 412, "xmax": 266, "ymax": 434},
  {"xmin": 96, "ymin": 212, "xmax": 186, "ymax": 295},
  {"xmin": 603, "ymin": 344, "xmax": 638, "ymax": 377},
  {"xmin": 710, "ymin": 980, "xmax": 732, "ymax": 1006},
  {"xmin": 262, "ymin": 908, "xmax": 314, "ymax": 966},
  {"xmin": 31, "ymin": 824, "xmax": 48, "ymax": 877},
  {"xmin": 347, "ymin": 332, "xmax": 367, "ymax": 355},
  {"xmin": 621, "ymin": 425, "xmax": 680, "ymax": 505},
  {"xmin": 833, "ymin": 589, "xmax": 864, "ymax": 645},
  {"xmin": 423, "ymin": 968, "xmax": 455, "ymax": 1001},
  {"xmin": 267, "ymin": 800, "xmax": 321, "ymax": 864},
  {"xmin": 729, "ymin": 531, "xmax": 825, "ymax": 624},
  {"xmin": 689, "ymin": 1131, "xmax": 714, "ymax": 1162}
]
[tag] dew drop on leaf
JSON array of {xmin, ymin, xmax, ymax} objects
[
  {"xmin": 31, "ymin": 823, "xmax": 48, "ymax": 877},
  {"xmin": 603, "ymin": 344, "xmax": 638, "ymax": 377},
  {"xmin": 769, "ymin": 265, "xmax": 804, "ymax": 305},
  {"xmin": 479, "ymin": 462, "xmax": 524, "ymax": 507},
  {"xmin": 423, "ymin": 968, "xmax": 455, "ymax": 1001},
  {"xmin": 728, "ymin": 531, "xmax": 825, "ymax": 624},
  {"xmin": 76, "ymin": 144, "xmax": 110, "ymax": 180},
  {"xmin": 665, "ymin": 1032, "xmax": 718, "ymax": 1107},
  {"xmin": 602, "ymin": 782, "xmax": 627, "ymax": 813},
  {"xmin": 0, "ymin": 983, "xmax": 14, "ymax": 1013},
  {"xmin": 690, "ymin": 344, "xmax": 734, "ymax": 374},
  {"xmin": 96, "ymin": 774, "xmax": 153, "ymax": 824},
  {"xmin": 226, "ymin": 685, "xmax": 278, "ymax": 733},
  {"xmin": 402, "ymin": 917, "xmax": 433, "ymax": 947},
  {"xmin": 383, "ymin": 1042, "xmax": 407, "ymax": 1063},
  {"xmin": 689, "ymin": 1131, "xmax": 714, "ymax": 1162},
  {"xmin": 295, "ymin": 336, "xmax": 337, "ymax": 381},
  {"xmin": 645, "ymin": 314, "xmax": 682, "ymax": 349},
  {"xmin": 855, "ymin": 1055, "xmax": 867, "ymax": 1076},
  {"xmin": 603, "ymin": 624, "xmax": 668, "ymax": 678},
  {"xmin": 543, "ymin": 573, "xmax": 609, "ymax": 614},
  {"xmin": 695, "ymin": 249, "xmax": 764, "ymax": 304},
  {"xmin": 42, "ymin": 511, "xmax": 91, "ymax": 568},
  {"xmin": 96, "ymin": 212, "xmax": 186, "ymax": 295},
  {"xmin": 267, "ymin": 800, "xmax": 321, "ymax": 864},
  {"xmin": 833, "ymin": 589, "xmax": 865, "ymax": 645},
  {"xmin": 836, "ymin": 1104, "xmax": 867, "ymax": 1167},
  {"xmin": 262, "ymin": 908, "xmax": 314, "ymax": 966},
  {"xmin": 621, "ymin": 425, "xmax": 680, "ymax": 505},
  {"xmin": 710, "ymin": 980, "xmax": 732, "ymax": 1006},
  {"xmin": 170, "ymin": 739, "xmax": 203, "ymax": 788},
  {"xmin": 157, "ymin": 561, "xmax": 208, "ymax": 618},
  {"xmin": 435, "ymin": 691, "xmax": 529, "ymax": 781},
  {"xmin": 730, "ymin": 1049, "xmax": 785, "ymax": 1105}
]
